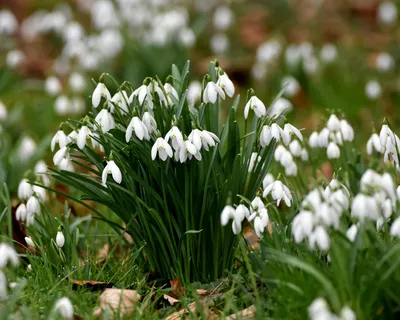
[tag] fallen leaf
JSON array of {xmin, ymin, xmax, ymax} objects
[
  {"xmin": 170, "ymin": 278, "xmax": 184, "ymax": 297},
  {"xmin": 93, "ymin": 288, "xmax": 141, "ymax": 318},
  {"xmin": 226, "ymin": 305, "xmax": 256, "ymax": 319},
  {"xmin": 69, "ymin": 279, "xmax": 113, "ymax": 291},
  {"xmin": 195, "ymin": 289, "xmax": 209, "ymax": 296},
  {"xmin": 163, "ymin": 294, "xmax": 179, "ymax": 306}
]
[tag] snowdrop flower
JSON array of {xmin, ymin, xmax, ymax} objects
[
  {"xmin": 54, "ymin": 297, "xmax": 74, "ymax": 320},
  {"xmin": 187, "ymin": 81, "xmax": 202, "ymax": 105},
  {"xmin": 244, "ymin": 96, "xmax": 266, "ymax": 119},
  {"xmin": 367, "ymin": 133, "xmax": 384, "ymax": 154},
  {"xmin": 285, "ymin": 161, "xmax": 298, "ymax": 176},
  {"xmin": 236, "ymin": 204, "xmax": 250, "ymax": 221},
  {"xmin": 327, "ymin": 142, "xmax": 340, "ymax": 159},
  {"xmin": 129, "ymin": 85, "xmax": 148, "ymax": 106},
  {"xmin": 268, "ymin": 98, "xmax": 293, "ymax": 117},
  {"xmin": 6, "ymin": 49, "xmax": 25, "ymax": 69},
  {"xmin": 221, "ymin": 204, "xmax": 245, "ymax": 234},
  {"xmin": 164, "ymin": 83, "xmax": 179, "ymax": 107},
  {"xmin": 152, "ymin": 138, "xmax": 173, "ymax": 161},
  {"xmin": 18, "ymin": 179, "xmax": 33, "ymax": 200},
  {"xmin": 280, "ymin": 149, "xmax": 294, "ymax": 168},
  {"xmin": 318, "ymin": 128, "xmax": 330, "ymax": 147},
  {"xmin": 126, "ymin": 117, "xmax": 150, "ymax": 142},
  {"xmin": 379, "ymin": 124, "xmax": 395, "ymax": 148},
  {"xmin": 0, "ymin": 101, "xmax": 7, "ymax": 120},
  {"xmin": 340, "ymin": 306, "xmax": 356, "ymax": 320},
  {"xmin": 59, "ymin": 157, "xmax": 74, "ymax": 172},
  {"xmin": 390, "ymin": 216, "xmax": 400, "ymax": 237},
  {"xmin": 297, "ymin": 149, "xmax": 307, "ymax": 162},
  {"xmin": 248, "ymin": 152, "xmax": 261, "ymax": 172},
  {"xmin": 45, "ymin": 76, "xmax": 62, "ymax": 96},
  {"xmin": 263, "ymin": 173, "xmax": 275, "ymax": 189},
  {"xmin": 303, "ymin": 55, "xmax": 319, "ymax": 75},
  {"xmin": 213, "ymin": 6, "xmax": 234, "ymax": 31},
  {"xmin": 203, "ymin": 81, "xmax": 226, "ymax": 103},
  {"xmin": 33, "ymin": 185, "xmax": 47, "ymax": 202},
  {"xmin": 257, "ymin": 40, "xmax": 281, "ymax": 63},
  {"xmin": 365, "ymin": 80, "xmax": 382, "ymax": 100},
  {"xmin": 55, "ymin": 95, "xmax": 69, "ymax": 115},
  {"xmin": 327, "ymin": 114, "xmax": 340, "ymax": 132},
  {"xmin": 51, "ymin": 130, "xmax": 69, "ymax": 152},
  {"xmin": 320, "ymin": 43, "xmax": 337, "ymax": 63},
  {"xmin": 102, "ymin": 160, "xmax": 122, "ymax": 184},
  {"xmin": 56, "ymin": 229, "xmax": 65, "ymax": 248},
  {"xmin": 94, "ymin": 109, "xmax": 115, "ymax": 133},
  {"xmin": 346, "ymin": 224, "xmax": 358, "ymax": 242},
  {"xmin": 340, "ymin": 120, "xmax": 354, "ymax": 142},
  {"xmin": 25, "ymin": 236, "xmax": 35, "ymax": 248},
  {"xmin": 217, "ymin": 72, "xmax": 235, "ymax": 98},
  {"xmin": 188, "ymin": 129, "xmax": 220, "ymax": 151},
  {"xmin": 165, "ymin": 126, "xmax": 184, "ymax": 150},
  {"xmin": 69, "ymin": 72, "xmax": 86, "ymax": 93},
  {"xmin": 397, "ymin": 185, "xmax": 400, "ymax": 199},
  {"xmin": 179, "ymin": 28, "xmax": 196, "ymax": 48},
  {"xmin": 210, "ymin": 33, "xmax": 229, "ymax": 54},
  {"xmin": 376, "ymin": 52, "xmax": 395, "ymax": 72},
  {"xmin": 179, "ymin": 140, "xmax": 201, "ymax": 163},
  {"xmin": 142, "ymin": 112, "xmax": 157, "ymax": 133},
  {"xmin": 281, "ymin": 76, "xmax": 300, "ymax": 97},
  {"xmin": 285, "ymin": 45, "xmax": 302, "ymax": 67},
  {"xmin": 308, "ymin": 298, "xmax": 333, "ymax": 320},
  {"xmin": 378, "ymin": 1, "xmax": 397, "ymax": 25},
  {"xmin": 16, "ymin": 204, "xmax": 27, "ymax": 222},
  {"xmin": 253, "ymin": 211, "xmax": 269, "ymax": 238},
  {"xmin": 309, "ymin": 226, "xmax": 330, "ymax": 251},
  {"xmin": 0, "ymin": 271, "xmax": 6, "ymax": 300},
  {"xmin": 111, "ymin": 91, "xmax": 129, "ymax": 114},
  {"xmin": 77, "ymin": 126, "xmax": 92, "ymax": 149},
  {"xmin": 27, "ymin": 196, "xmax": 41, "ymax": 216},
  {"xmin": 263, "ymin": 180, "xmax": 292, "ymax": 206},
  {"xmin": 53, "ymin": 147, "xmax": 69, "ymax": 166},
  {"xmin": 309, "ymin": 131, "xmax": 319, "ymax": 148},
  {"xmin": 92, "ymin": 83, "xmax": 111, "ymax": 108},
  {"xmin": 0, "ymin": 243, "xmax": 19, "ymax": 268},
  {"xmin": 0, "ymin": 10, "xmax": 18, "ymax": 35},
  {"xmin": 292, "ymin": 210, "xmax": 314, "ymax": 243},
  {"xmin": 284, "ymin": 123, "xmax": 303, "ymax": 142},
  {"xmin": 18, "ymin": 136, "xmax": 37, "ymax": 161},
  {"xmin": 351, "ymin": 194, "xmax": 379, "ymax": 221},
  {"xmin": 261, "ymin": 123, "xmax": 290, "ymax": 147}
]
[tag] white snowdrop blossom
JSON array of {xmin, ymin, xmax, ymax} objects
[
  {"xmin": 248, "ymin": 152, "xmax": 261, "ymax": 173},
  {"xmin": 0, "ymin": 101, "xmax": 7, "ymax": 120},
  {"xmin": 327, "ymin": 142, "xmax": 340, "ymax": 159},
  {"xmin": 16, "ymin": 204, "xmax": 27, "ymax": 222},
  {"xmin": 346, "ymin": 225, "xmax": 358, "ymax": 242},
  {"xmin": 27, "ymin": 196, "xmax": 41, "ymax": 217},
  {"xmin": 268, "ymin": 98, "xmax": 293, "ymax": 117},
  {"xmin": 111, "ymin": 91, "xmax": 129, "ymax": 113},
  {"xmin": 0, "ymin": 10, "xmax": 18, "ymax": 35},
  {"xmin": 367, "ymin": 133, "xmax": 384, "ymax": 154},
  {"xmin": 179, "ymin": 140, "xmax": 201, "ymax": 163},
  {"xmin": 262, "ymin": 173, "xmax": 275, "ymax": 189},
  {"xmin": 188, "ymin": 129, "xmax": 220, "ymax": 151},
  {"xmin": 213, "ymin": 6, "xmax": 234, "ymax": 31},
  {"xmin": 165, "ymin": 126, "xmax": 184, "ymax": 151},
  {"xmin": 51, "ymin": 130, "xmax": 69, "ymax": 152},
  {"xmin": 309, "ymin": 131, "xmax": 319, "ymax": 148},
  {"xmin": 308, "ymin": 298, "xmax": 335, "ymax": 320},
  {"xmin": 292, "ymin": 210, "xmax": 314, "ymax": 243},
  {"xmin": 327, "ymin": 114, "xmax": 341, "ymax": 132},
  {"xmin": 244, "ymin": 96, "xmax": 266, "ymax": 119},
  {"xmin": 378, "ymin": 1, "xmax": 397, "ymax": 25},
  {"xmin": 340, "ymin": 120, "xmax": 354, "ymax": 142},
  {"xmin": 221, "ymin": 204, "xmax": 246, "ymax": 234},
  {"xmin": 351, "ymin": 194, "xmax": 379, "ymax": 221},
  {"xmin": 53, "ymin": 147, "xmax": 69, "ymax": 166},
  {"xmin": 25, "ymin": 236, "xmax": 35, "ymax": 248},
  {"xmin": 69, "ymin": 72, "xmax": 86, "ymax": 93},
  {"xmin": 249, "ymin": 197, "xmax": 269, "ymax": 238},
  {"xmin": 365, "ymin": 80, "xmax": 382, "ymax": 100},
  {"xmin": 390, "ymin": 217, "xmax": 400, "ymax": 237},
  {"xmin": 94, "ymin": 109, "xmax": 115, "ymax": 133},
  {"xmin": 45, "ymin": 76, "xmax": 62, "ymax": 96},
  {"xmin": 92, "ymin": 83, "xmax": 111, "ymax": 108},
  {"xmin": 77, "ymin": 126, "xmax": 92, "ymax": 149},
  {"xmin": 0, "ymin": 243, "xmax": 19, "ymax": 268},
  {"xmin": 54, "ymin": 297, "xmax": 74, "ymax": 320},
  {"xmin": 320, "ymin": 43, "xmax": 337, "ymax": 63},
  {"xmin": 203, "ymin": 81, "xmax": 226, "ymax": 104},
  {"xmin": 151, "ymin": 138, "xmax": 173, "ymax": 161},
  {"xmin": 210, "ymin": 33, "xmax": 229, "ymax": 54},
  {"xmin": 18, "ymin": 179, "xmax": 33, "ymax": 200},
  {"xmin": 340, "ymin": 307, "xmax": 356, "ymax": 320},
  {"xmin": 261, "ymin": 124, "xmax": 290, "ymax": 147},
  {"xmin": 216, "ymin": 73, "xmax": 235, "ymax": 98},
  {"xmin": 126, "ymin": 117, "xmax": 150, "ymax": 142},
  {"xmin": 284, "ymin": 123, "xmax": 303, "ymax": 142},
  {"xmin": 289, "ymin": 140, "xmax": 303, "ymax": 157},
  {"xmin": 56, "ymin": 230, "xmax": 65, "ymax": 248},
  {"xmin": 102, "ymin": 160, "xmax": 122, "ymax": 184},
  {"xmin": 263, "ymin": 180, "xmax": 292, "ymax": 207},
  {"xmin": 187, "ymin": 81, "xmax": 202, "ymax": 105},
  {"xmin": 33, "ymin": 185, "xmax": 47, "ymax": 202},
  {"xmin": 376, "ymin": 52, "xmax": 395, "ymax": 72},
  {"xmin": 164, "ymin": 83, "xmax": 179, "ymax": 107},
  {"xmin": 281, "ymin": 76, "xmax": 300, "ymax": 97},
  {"xmin": 142, "ymin": 112, "xmax": 157, "ymax": 133},
  {"xmin": 309, "ymin": 226, "xmax": 330, "ymax": 251}
]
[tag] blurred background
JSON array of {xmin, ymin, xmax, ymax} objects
[{"xmin": 1, "ymin": 0, "xmax": 400, "ymax": 191}]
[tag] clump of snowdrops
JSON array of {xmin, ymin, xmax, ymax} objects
[{"xmin": 45, "ymin": 60, "xmax": 306, "ymax": 283}]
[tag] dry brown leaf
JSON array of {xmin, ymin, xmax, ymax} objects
[
  {"xmin": 170, "ymin": 279, "xmax": 184, "ymax": 297},
  {"xmin": 69, "ymin": 279, "xmax": 112, "ymax": 291},
  {"xmin": 163, "ymin": 294, "xmax": 179, "ymax": 306},
  {"xmin": 166, "ymin": 301, "xmax": 218, "ymax": 320},
  {"xmin": 195, "ymin": 289, "xmax": 209, "ymax": 296},
  {"xmin": 93, "ymin": 288, "xmax": 141, "ymax": 318},
  {"xmin": 96, "ymin": 244, "xmax": 110, "ymax": 263},
  {"xmin": 226, "ymin": 305, "xmax": 256, "ymax": 320}
]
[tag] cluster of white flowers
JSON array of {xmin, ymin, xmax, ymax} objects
[
  {"xmin": 292, "ymin": 179, "xmax": 350, "ymax": 251},
  {"xmin": 309, "ymin": 114, "xmax": 354, "ymax": 159},
  {"xmin": 0, "ymin": 243, "xmax": 19, "ymax": 301},
  {"xmin": 308, "ymin": 298, "xmax": 356, "ymax": 320},
  {"xmin": 15, "ymin": 161, "xmax": 49, "ymax": 226}
]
